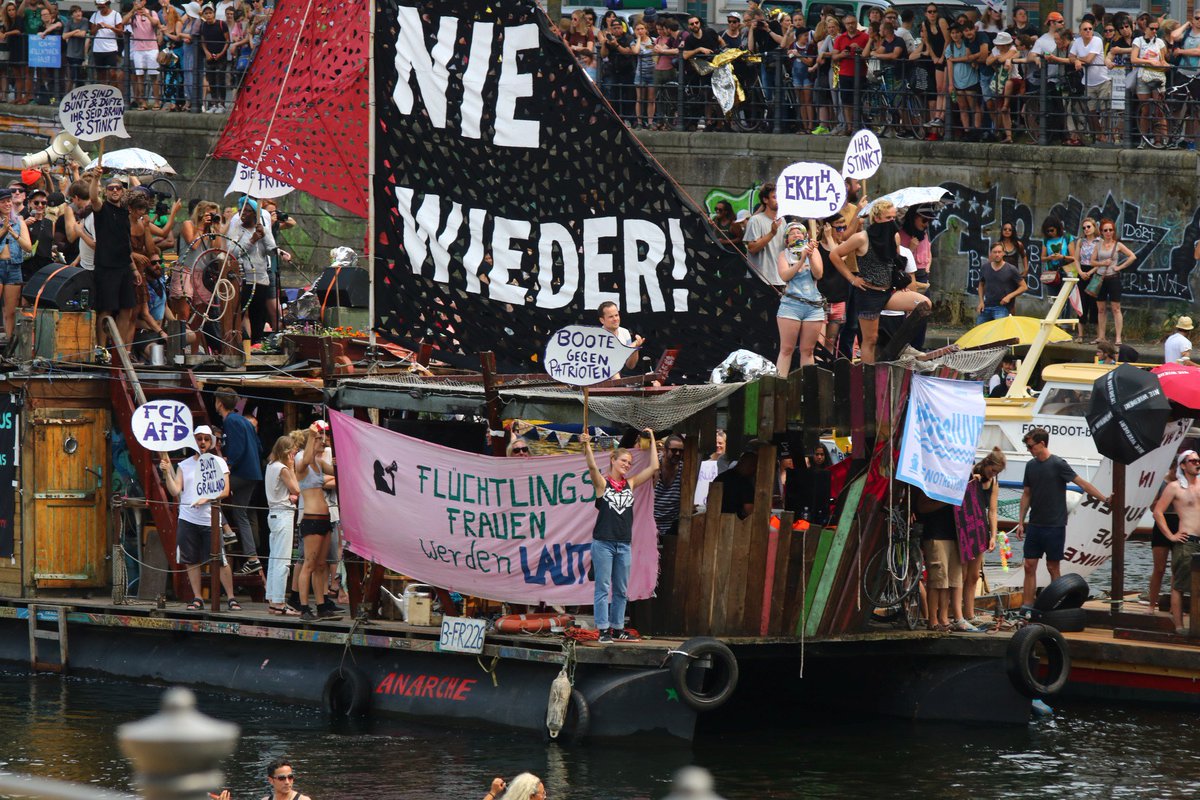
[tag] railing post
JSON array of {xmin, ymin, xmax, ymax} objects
[
  {"xmin": 194, "ymin": 41, "xmax": 204, "ymax": 111},
  {"xmin": 675, "ymin": 56, "xmax": 685, "ymax": 131},
  {"xmin": 772, "ymin": 52, "xmax": 785, "ymax": 133},
  {"xmin": 942, "ymin": 75, "xmax": 952, "ymax": 140},
  {"xmin": 853, "ymin": 54, "xmax": 863, "ymax": 132},
  {"xmin": 1038, "ymin": 68, "xmax": 1049, "ymax": 146}
]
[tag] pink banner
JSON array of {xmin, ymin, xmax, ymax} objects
[{"xmin": 328, "ymin": 411, "xmax": 659, "ymax": 604}]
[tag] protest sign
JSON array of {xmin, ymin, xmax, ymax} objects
[
  {"xmin": 29, "ymin": 35, "xmax": 62, "ymax": 68},
  {"xmin": 195, "ymin": 453, "xmax": 228, "ymax": 500},
  {"xmin": 842, "ymin": 129, "xmax": 882, "ymax": 180},
  {"xmin": 328, "ymin": 410, "xmax": 659, "ymax": 604},
  {"xmin": 131, "ymin": 400, "xmax": 200, "ymax": 452},
  {"xmin": 776, "ymin": 162, "xmax": 846, "ymax": 220},
  {"xmin": 59, "ymin": 85, "xmax": 129, "ymax": 141},
  {"xmin": 897, "ymin": 374, "xmax": 985, "ymax": 505},
  {"xmin": 543, "ymin": 325, "xmax": 633, "ymax": 386},
  {"xmin": 224, "ymin": 161, "xmax": 296, "ymax": 199}
]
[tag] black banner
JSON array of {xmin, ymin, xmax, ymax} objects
[
  {"xmin": 0, "ymin": 396, "xmax": 17, "ymax": 558},
  {"xmin": 372, "ymin": 0, "xmax": 779, "ymax": 379}
]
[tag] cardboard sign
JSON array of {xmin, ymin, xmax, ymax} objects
[
  {"xmin": 842, "ymin": 129, "xmax": 882, "ymax": 180},
  {"xmin": 132, "ymin": 400, "xmax": 200, "ymax": 453},
  {"xmin": 224, "ymin": 162, "xmax": 296, "ymax": 199},
  {"xmin": 776, "ymin": 162, "xmax": 846, "ymax": 220},
  {"xmin": 543, "ymin": 325, "xmax": 633, "ymax": 386},
  {"xmin": 195, "ymin": 453, "xmax": 227, "ymax": 500},
  {"xmin": 59, "ymin": 85, "xmax": 129, "ymax": 141},
  {"xmin": 438, "ymin": 616, "xmax": 487, "ymax": 654},
  {"xmin": 28, "ymin": 35, "xmax": 62, "ymax": 68}
]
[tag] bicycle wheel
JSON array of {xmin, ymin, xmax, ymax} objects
[
  {"xmin": 862, "ymin": 540, "xmax": 923, "ymax": 608},
  {"xmin": 898, "ymin": 90, "xmax": 928, "ymax": 137},
  {"xmin": 730, "ymin": 81, "xmax": 768, "ymax": 132},
  {"xmin": 1139, "ymin": 99, "xmax": 1172, "ymax": 148}
]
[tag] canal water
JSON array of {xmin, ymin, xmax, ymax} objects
[{"xmin": 2, "ymin": 667, "xmax": 1198, "ymax": 799}]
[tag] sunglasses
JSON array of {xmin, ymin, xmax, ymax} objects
[
  {"xmin": 668, "ymin": 448, "xmax": 684, "ymax": 454},
  {"xmin": 30, "ymin": 201, "xmax": 46, "ymax": 206},
  {"xmin": 511, "ymin": 447, "xmax": 530, "ymax": 453},
  {"xmin": 1102, "ymin": 227, "xmax": 1114, "ymax": 232},
  {"xmin": 1104, "ymin": 28, "xmax": 1114, "ymax": 32},
  {"xmin": 271, "ymin": 775, "xmax": 295, "ymax": 781},
  {"xmin": 833, "ymin": 224, "xmax": 847, "ymax": 231},
  {"xmin": 1187, "ymin": 459, "xmax": 1200, "ymax": 465}
]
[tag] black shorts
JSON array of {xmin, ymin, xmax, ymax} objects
[
  {"xmin": 1023, "ymin": 524, "xmax": 1066, "ymax": 562},
  {"xmin": 854, "ymin": 286, "xmax": 891, "ymax": 320},
  {"xmin": 94, "ymin": 266, "xmax": 137, "ymax": 312},
  {"xmin": 176, "ymin": 519, "xmax": 226, "ymax": 565},
  {"xmin": 1095, "ymin": 275, "xmax": 1122, "ymax": 302},
  {"xmin": 93, "ymin": 51, "xmax": 119, "ymax": 68},
  {"xmin": 1152, "ymin": 525, "xmax": 1172, "ymax": 549},
  {"xmin": 838, "ymin": 75, "xmax": 859, "ymax": 105},
  {"xmin": 299, "ymin": 514, "xmax": 332, "ymax": 537}
]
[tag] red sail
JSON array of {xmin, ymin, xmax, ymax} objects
[{"xmin": 212, "ymin": 0, "xmax": 368, "ymax": 216}]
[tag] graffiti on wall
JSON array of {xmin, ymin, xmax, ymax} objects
[{"xmin": 929, "ymin": 181, "xmax": 1199, "ymax": 303}]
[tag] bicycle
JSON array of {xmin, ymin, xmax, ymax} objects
[
  {"xmin": 1139, "ymin": 77, "xmax": 1200, "ymax": 149},
  {"xmin": 863, "ymin": 500, "xmax": 924, "ymax": 630},
  {"xmin": 860, "ymin": 71, "xmax": 927, "ymax": 139}
]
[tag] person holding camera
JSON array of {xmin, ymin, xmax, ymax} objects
[
  {"xmin": 599, "ymin": 15, "xmax": 635, "ymax": 121},
  {"xmin": 225, "ymin": 196, "xmax": 276, "ymax": 344},
  {"xmin": 175, "ymin": 200, "xmax": 224, "ymax": 348}
]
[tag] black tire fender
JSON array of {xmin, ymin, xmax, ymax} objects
[
  {"xmin": 670, "ymin": 637, "xmax": 739, "ymax": 712},
  {"xmin": 323, "ymin": 665, "xmax": 372, "ymax": 717},
  {"xmin": 1033, "ymin": 574, "xmax": 1090, "ymax": 612},
  {"xmin": 1005, "ymin": 623, "xmax": 1071, "ymax": 699},
  {"xmin": 545, "ymin": 689, "xmax": 590, "ymax": 746},
  {"xmin": 1030, "ymin": 606, "xmax": 1087, "ymax": 632}
]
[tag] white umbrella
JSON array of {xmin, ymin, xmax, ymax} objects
[
  {"xmin": 85, "ymin": 147, "xmax": 175, "ymax": 175},
  {"xmin": 858, "ymin": 186, "xmax": 951, "ymax": 217}
]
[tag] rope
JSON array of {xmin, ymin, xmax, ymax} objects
[{"xmin": 476, "ymin": 654, "xmax": 501, "ymax": 687}]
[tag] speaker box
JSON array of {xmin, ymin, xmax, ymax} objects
[
  {"xmin": 312, "ymin": 267, "xmax": 369, "ymax": 309},
  {"xmin": 21, "ymin": 264, "xmax": 95, "ymax": 310}
]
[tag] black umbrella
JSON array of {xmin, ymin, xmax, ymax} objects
[{"xmin": 1086, "ymin": 364, "xmax": 1171, "ymax": 465}]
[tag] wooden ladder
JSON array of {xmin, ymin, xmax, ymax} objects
[{"xmin": 27, "ymin": 604, "xmax": 68, "ymax": 673}]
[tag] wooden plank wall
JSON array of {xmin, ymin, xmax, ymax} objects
[{"xmin": 647, "ymin": 362, "xmax": 899, "ymax": 638}]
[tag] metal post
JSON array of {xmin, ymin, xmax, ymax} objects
[
  {"xmin": 1038, "ymin": 70, "xmax": 1049, "ymax": 146},
  {"xmin": 194, "ymin": 42, "xmax": 204, "ymax": 111},
  {"xmin": 209, "ymin": 501, "xmax": 221, "ymax": 612},
  {"xmin": 119, "ymin": 687, "xmax": 240, "ymax": 800},
  {"xmin": 124, "ymin": 34, "xmax": 132, "ymax": 104},
  {"xmin": 772, "ymin": 53, "xmax": 784, "ymax": 133},
  {"xmin": 942, "ymin": 77, "xmax": 952, "ymax": 141},
  {"xmin": 1110, "ymin": 463, "xmax": 1125, "ymax": 616},
  {"xmin": 675, "ymin": 57, "xmax": 686, "ymax": 131},
  {"xmin": 853, "ymin": 54, "xmax": 863, "ymax": 132}
]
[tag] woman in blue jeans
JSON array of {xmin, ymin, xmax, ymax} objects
[{"xmin": 581, "ymin": 428, "xmax": 658, "ymax": 643}]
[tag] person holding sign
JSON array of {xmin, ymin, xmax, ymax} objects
[
  {"xmin": 774, "ymin": 222, "xmax": 824, "ymax": 375},
  {"xmin": 159, "ymin": 425, "xmax": 239, "ymax": 611},
  {"xmin": 581, "ymin": 429, "xmax": 658, "ymax": 643},
  {"xmin": 827, "ymin": 200, "xmax": 930, "ymax": 364}
]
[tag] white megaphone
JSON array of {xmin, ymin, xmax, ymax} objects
[{"xmin": 22, "ymin": 132, "xmax": 90, "ymax": 169}]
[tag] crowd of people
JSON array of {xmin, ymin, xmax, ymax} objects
[
  {"xmin": 160, "ymin": 387, "xmax": 346, "ymax": 621},
  {"xmin": 0, "ymin": 0, "xmax": 270, "ymax": 112},
  {"xmin": 564, "ymin": 1, "xmax": 1200, "ymax": 148},
  {"xmin": 0, "ymin": 163, "xmax": 296, "ymax": 364}
]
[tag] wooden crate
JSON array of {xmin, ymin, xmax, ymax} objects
[{"xmin": 16, "ymin": 310, "xmax": 96, "ymax": 364}]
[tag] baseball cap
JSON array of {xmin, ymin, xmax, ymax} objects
[
  {"xmin": 727, "ymin": 11, "xmax": 742, "ymax": 20},
  {"xmin": 20, "ymin": 168, "xmax": 42, "ymax": 187},
  {"xmin": 642, "ymin": 7, "xmax": 656, "ymax": 19},
  {"xmin": 1046, "ymin": 11, "xmax": 1064, "ymax": 22},
  {"xmin": 194, "ymin": 425, "xmax": 214, "ymax": 437},
  {"xmin": 0, "ymin": 189, "xmax": 12, "ymax": 201}
]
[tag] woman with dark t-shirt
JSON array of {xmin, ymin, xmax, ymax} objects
[{"xmin": 581, "ymin": 428, "xmax": 658, "ymax": 643}]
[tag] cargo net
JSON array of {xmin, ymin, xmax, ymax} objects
[
  {"xmin": 883, "ymin": 345, "xmax": 1009, "ymax": 382},
  {"xmin": 341, "ymin": 374, "xmax": 744, "ymax": 430}
]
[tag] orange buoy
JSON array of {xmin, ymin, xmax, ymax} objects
[{"xmin": 493, "ymin": 613, "xmax": 574, "ymax": 634}]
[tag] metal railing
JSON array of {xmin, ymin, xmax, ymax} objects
[
  {"xmin": 0, "ymin": 32, "xmax": 252, "ymax": 112},
  {"xmin": 590, "ymin": 52, "xmax": 1200, "ymax": 150}
]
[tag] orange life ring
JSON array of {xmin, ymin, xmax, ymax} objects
[{"xmin": 493, "ymin": 613, "xmax": 574, "ymax": 634}]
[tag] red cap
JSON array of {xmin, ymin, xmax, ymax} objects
[
  {"xmin": 20, "ymin": 169, "xmax": 42, "ymax": 187},
  {"xmin": 1045, "ymin": 11, "xmax": 1064, "ymax": 22}
]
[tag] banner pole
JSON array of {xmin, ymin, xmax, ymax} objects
[
  {"xmin": 366, "ymin": 0, "xmax": 377, "ymax": 357},
  {"xmin": 209, "ymin": 501, "xmax": 221, "ymax": 613},
  {"xmin": 583, "ymin": 386, "xmax": 589, "ymax": 434}
]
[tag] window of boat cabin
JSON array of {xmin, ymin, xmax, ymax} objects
[{"xmin": 1036, "ymin": 387, "xmax": 1092, "ymax": 417}]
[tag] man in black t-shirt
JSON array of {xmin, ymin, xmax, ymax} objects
[
  {"xmin": 89, "ymin": 170, "xmax": 137, "ymax": 360},
  {"xmin": 714, "ymin": 440, "xmax": 763, "ymax": 518},
  {"xmin": 599, "ymin": 16, "xmax": 636, "ymax": 122},
  {"xmin": 1015, "ymin": 427, "xmax": 1109, "ymax": 606},
  {"xmin": 681, "ymin": 16, "xmax": 721, "ymax": 129}
]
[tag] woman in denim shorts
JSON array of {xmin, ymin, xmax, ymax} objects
[
  {"xmin": 775, "ymin": 222, "xmax": 826, "ymax": 375},
  {"xmin": 0, "ymin": 188, "xmax": 32, "ymax": 341}
]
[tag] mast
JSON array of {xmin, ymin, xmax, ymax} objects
[
  {"xmin": 1006, "ymin": 277, "xmax": 1079, "ymax": 398},
  {"xmin": 367, "ymin": 0, "xmax": 377, "ymax": 356}
]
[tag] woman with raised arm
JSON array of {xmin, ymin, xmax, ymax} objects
[
  {"xmin": 775, "ymin": 222, "xmax": 824, "ymax": 375},
  {"xmin": 294, "ymin": 421, "xmax": 338, "ymax": 622},
  {"xmin": 581, "ymin": 428, "xmax": 658, "ymax": 643}
]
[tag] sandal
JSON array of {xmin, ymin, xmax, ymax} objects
[
  {"xmin": 268, "ymin": 605, "xmax": 300, "ymax": 616},
  {"xmin": 227, "ymin": 599, "xmax": 242, "ymax": 611},
  {"xmin": 186, "ymin": 598, "xmax": 204, "ymax": 611}
]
